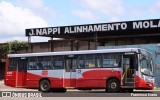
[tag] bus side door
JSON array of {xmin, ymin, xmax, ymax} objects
[
  {"xmin": 17, "ymin": 58, "xmax": 28, "ymax": 87},
  {"xmin": 122, "ymin": 53, "xmax": 136, "ymax": 87},
  {"xmin": 64, "ymin": 57, "xmax": 77, "ymax": 88}
]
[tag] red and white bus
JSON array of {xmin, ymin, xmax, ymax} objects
[{"xmin": 4, "ymin": 48, "xmax": 155, "ymax": 92}]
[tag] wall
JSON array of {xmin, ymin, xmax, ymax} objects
[{"xmin": 16, "ymin": 40, "xmax": 95, "ymax": 54}]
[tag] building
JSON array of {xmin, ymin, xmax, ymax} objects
[{"xmin": 1, "ymin": 18, "xmax": 160, "ymax": 87}]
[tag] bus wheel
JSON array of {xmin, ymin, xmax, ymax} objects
[
  {"xmin": 106, "ymin": 79, "xmax": 120, "ymax": 93},
  {"xmin": 39, "ymin": 80, "xmax": 51, "ymax": 92}
]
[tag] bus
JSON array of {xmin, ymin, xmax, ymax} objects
[{"xmin": 4, "ymin": 48, "xmax": 155, "ymax": 92}]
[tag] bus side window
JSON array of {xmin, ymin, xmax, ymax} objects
[
  {"xmin": 53, "ymin": 56, "xmax": 64, "ymax": 69},
  {"xmin": 8, "ymin": 58, "xmax": 17, "ymax": 71},
  {"xmin": 95, "ymin": 54, "xmax": 102, "ymax": 68},
  {"xmin": 28, "ymin": 57, "xmax": 37, "ymax": 70},
  {"xmin": 37, "ymin": 57, "xmax": 45, "ymax": 70},
  {"xmin": 102, "ymin": 53, "xmax": 120, "ymax": 68},
  {"xmin": 78, "ymin": 55, "xmax": 85, "ymax": 69},
  {"xmin": 85, "ymin": 54, "xmax": 95, "ymax": 68},
  {"xmin": 40, "ymin": 56, "xmax": 52, "ymax": 70}
]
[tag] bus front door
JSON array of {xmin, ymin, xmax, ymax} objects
[
  {"xmin": 17, "ymin": 59, "xmax": 27, "ymax": 87},
  {"xmin": 122, "ymin": 54, "xmax": 136, "ymax": 88},
  {"xmin": 64, "ymin": 59, "xmax": 77, "ymax": 88}
]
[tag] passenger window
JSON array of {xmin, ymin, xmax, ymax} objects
[
  {"xmin": 53, "ymin": 56, "xmax": 64, "ymax": 69},
  {"xmin": 8, "ymin": 58, "xmax": 17, "ymax": 71},
  {"xmin": 37, "ymin": 57, "xmax": 45, "ymax": 70},
  {"xmin": 28, "ymin": 57, "xmax": 37, "ymax": 70},
  {"xmin": 102, "ymin": 53, "xmax": 120, "ymax": 68},
  {"xmin": 85, "ymin": 54, "xmax": 95, "ymax": 68},
  {"xmin": 95, "ymin": 54, "xmax": 102, "ymax": 68},
  {"xmin": 37, "ymin": 56, "xmax": 52, "ymax": 70},
  {"xmin": 78, "ymin": 55, "xmax": 85, "ymax": 69},
  {"xmin": 44, "ymin": 56, "xmax": 52, "ymax": 70}
]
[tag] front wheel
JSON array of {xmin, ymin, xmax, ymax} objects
[
  {"xmin": 106, "ymin": 79, "xmax": 120, "ymax": 93},
  {"xmin": 39, "ymin": 80, "xmax": 51, "ymax": 92}
]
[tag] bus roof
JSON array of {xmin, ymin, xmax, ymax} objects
[{"xmin": 8, "ymin": 48, "xmax": 143, "ymax": 58}]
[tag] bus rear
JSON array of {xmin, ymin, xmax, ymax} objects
[{"xmin": 5, "ymin": 56, "xmax": 28, "ymax": 87}]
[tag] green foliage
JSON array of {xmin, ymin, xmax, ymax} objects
[{"xmin": 1, "ymin": 40, "xmax": 28, "ymax": 55}]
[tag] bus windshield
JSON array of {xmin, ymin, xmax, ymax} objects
[{"xmin": 140, "ymin": 52, "xmax": 154, "ymax": 77}]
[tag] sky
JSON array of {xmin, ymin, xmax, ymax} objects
[{"xmin": 0, "ymin": 0, "xmax": 160, "ymax": 43}]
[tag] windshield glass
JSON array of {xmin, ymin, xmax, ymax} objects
[{"xmin": 140, "ymin": 52, "xmax": 154, "ymax": 76}]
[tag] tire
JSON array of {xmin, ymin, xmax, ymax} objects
[
  {"xmin": 106, "ymin": 79, "xmax": 120, "ymax": 93},
  {"xmin": 39, "ymin": 80, "xmax": 51, "ymax": 92}
]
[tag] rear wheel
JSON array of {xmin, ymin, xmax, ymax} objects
[
  {"xmin": 39, "ymin": 80, "xmax": 51, "ymax": 92},
  {"xmin": 106, "ymin": 79, "xmax": 120, "ymax": 93}
]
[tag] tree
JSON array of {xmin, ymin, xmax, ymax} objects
[{"xmin": 1, "ymin": 40, "xmax": 28, "ymax": 56}]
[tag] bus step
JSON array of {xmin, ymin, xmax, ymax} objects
[
  {"xmin": 125, "ymin": 78, "xmax": 134, "ymax": 82},
  {"xmin": 125, "ymin": 82, "xmax": 134, "ymax": 83},
  {"xmin": 124, "ymin": 83, "xmax": 134, "ymax": 86}
]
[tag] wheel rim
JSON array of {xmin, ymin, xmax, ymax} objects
[
  {"xmin": 41, "ymin": 81, "xmax": 49, "ymax": 91},
  {"xmin": 110, "ymin": 82, "xmax": 117, "ymax": 89}
]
